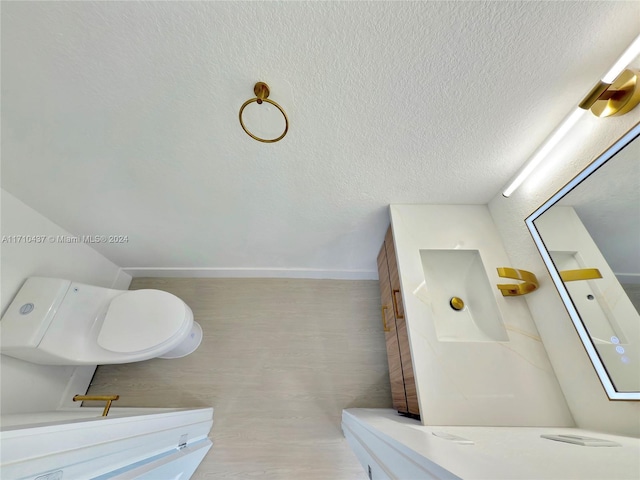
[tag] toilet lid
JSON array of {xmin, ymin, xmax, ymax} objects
[{"xmin": 98, "ymin": 290, "xmax": 188, "ymax": 354}]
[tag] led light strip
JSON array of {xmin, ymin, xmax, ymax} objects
[{"xmin": 502, "ymin": 34, "xmax": 640, "ymax": 198}]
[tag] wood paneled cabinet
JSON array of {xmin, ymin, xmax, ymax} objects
[{"xmin": 377, "ymin": 227, "xmax": 420, "ymax": 418}]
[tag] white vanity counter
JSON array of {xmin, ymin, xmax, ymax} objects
[
  {"xmin": 343, "ymin": 408, "xmax": 640, "ymax": 480},
  {"xmin": 389, "ymin": 204, "xmax": 573, "ymax": 426}
]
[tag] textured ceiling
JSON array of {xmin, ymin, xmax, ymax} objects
[{"xmin": 2, "ymin": 1, "xmax": 639, "ymax": 278}]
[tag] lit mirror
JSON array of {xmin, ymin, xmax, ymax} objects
[{"xmin": 526, "ymin": 123, "xmax": 640, "ymax": 401}]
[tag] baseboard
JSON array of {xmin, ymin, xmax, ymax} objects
[
  {"xmin": 121, "ymin": 267, "xmax": 378, "ymax": 281},
  {"xmin": 58, "ymin": 365, "xmax": 97, "ymax": 409}
]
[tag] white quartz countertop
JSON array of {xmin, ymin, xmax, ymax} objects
[
  {"xmin": 389, "ymin": 204, "xmax": 574, "ymax": 426},
  {"xmin": 343, "ymin": 408, "xmax": 640, "ymax": 480}
]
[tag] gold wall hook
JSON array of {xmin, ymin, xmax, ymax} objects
[
  {"xmin": 73, "ymin": 394, "xmax": 120, "ymax": 417},
  {"xmin": 559, "ymin": 268, "xmax": 602, "ymax": 282},
  {"xmin": 496, "ymin": 267, "xmax": 539, "ymax": 296}
]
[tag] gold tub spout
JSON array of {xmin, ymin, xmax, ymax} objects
[
  {"xmin": 559, "ymin": 268, "xmax": 602, "ymax": 282},
  {"xmin": 496, "ymin": 267, "xmax": 539, "ymax": 296},
  {"xmin": 73, "ymin": 394, "xmax": 120, "ymax": 416}
]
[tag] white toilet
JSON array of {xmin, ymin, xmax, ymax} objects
[{"xmin": 0, "ymin": 277, "xmax": 202, "ymax": 365}]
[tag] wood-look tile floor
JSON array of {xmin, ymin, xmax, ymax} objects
[{"xmin": 87, "ymin": 278, "xmax": 391, "ymax": 479}]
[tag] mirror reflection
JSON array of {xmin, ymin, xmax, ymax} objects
[{"xmin": 527, "ymin": 124, "xmax": 640, "ymax": 399}]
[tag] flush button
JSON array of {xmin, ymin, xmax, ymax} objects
[{"xmin": 19, "ymin": 303, "xmax": 34, "ymax": 315}]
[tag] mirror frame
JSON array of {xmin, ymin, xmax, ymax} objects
[{"xmin": 526, "ymin": 122, "xmax": 640, "ymax": 401}]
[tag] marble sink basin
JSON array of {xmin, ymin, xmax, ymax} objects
[{"xmin": 417, "ymin": 249, "xmax": 508, "ymax": 342}]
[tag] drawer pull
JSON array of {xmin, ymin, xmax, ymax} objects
[
  {"xmin": 381, "ymin": 305, "xmax": 391, "ymax": 332},
  {"xmin": 392, "ymin": 289, "xmax": 404, "ymax": 319}
]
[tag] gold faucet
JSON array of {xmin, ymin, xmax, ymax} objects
[
  {"xmin": 559, "ymin": 268, "xmax": 602, "ymax": 282},
  {"xmin": 496, "ymin": 267, "xmax": 539, "ymax": 296}
]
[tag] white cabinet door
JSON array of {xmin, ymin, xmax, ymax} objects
[{"xmin": 1, "ymin": 407, "xmax": 213, "ymax": 480}]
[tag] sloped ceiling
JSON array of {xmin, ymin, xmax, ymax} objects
[{"xmin": 2, "ymin": 1, "xmax": 639, "ymax": 278}]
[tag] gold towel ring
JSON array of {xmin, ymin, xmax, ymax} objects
[{"xmin": 239, "ymin": 82, "xmax": 289, "ymax": 143}]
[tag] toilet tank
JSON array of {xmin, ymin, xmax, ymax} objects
[{"xmin": 0, "ymin": 277, "xmax": 71, "ymax": 360}]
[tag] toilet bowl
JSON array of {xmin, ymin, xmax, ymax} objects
[{"xmin": 0, "ymin": 277, "xmax": 202, "ymax": 365}]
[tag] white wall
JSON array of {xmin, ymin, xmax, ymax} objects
[
  {"xmin": 1, "ymin": 188, "xmax": 131, "ymax": 414},
  {"xmin": 488, "ymin": 111, "xmax": 640, "ymax": 436}
]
